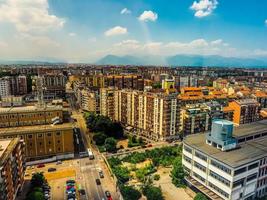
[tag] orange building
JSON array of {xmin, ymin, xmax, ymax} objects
[{"xmin": 228, "ymin": 99, "xmax": 259, "ymax": 125}]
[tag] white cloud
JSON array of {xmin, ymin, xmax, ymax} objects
[
  {"xmin": 138, "ymin": 10, "xmax": 158, "ymax": 22},
  {"xmin": 265, "ymin": 19, "xmax": 267, "ymax": 25},
  {"xmin": 190, "ymin": 0, "xmax": 218, "ymax": 18},
  {"xmin": 114, "ymin": 40, "xmax": 140, "ymax": 48},
  {"xmin": 104, "ymin": 26, "xmax": 128, "ymax": 36},
  {"xmin": 211, "ymin": 39, "xmax": 223, "ymax": 45},
  {"xmin": 253, "ymin": 49, "xmax": 267, "ymax": 56},
  {"xmin": 0, "ymin": 0, "xmax": 65, "ymax": 33},
  {"xmin": 69, "ymin": 32, "xmax": 76, "ymax": 37},
  {"xmin": 120, "ymin": 8, "xmax": 131, "ymax": 15}
]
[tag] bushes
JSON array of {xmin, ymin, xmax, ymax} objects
[
  {"xmin": 31, "ymin": 172, "xmax": 45, "ymax": 188},
  {"xmin": 93, "ymin": 132, "xmax": 107, "ymax": 145},
  {"xmin": 120, "ymin": 185, "xmax": 142, "ymax": 200},
  {"xmin": 136, "ymin": 164, "xmax": 157, "ymax": 182},
  {"xmin": 170, "ymin": 157, "xmax": 186, "ymax": 187},
  {"xmin": 27, "ymin": 173, "xmax": 47, "ymax": 200},
  {"xmin": 123, "ymin": 152, "xmax": 147, "ymax": 164},
  {"xmin": 143, "ymin": 185, "xmax": 164, "ymax": 200},
  {"xmin": 128, "ymin": 135, "xmax": 144, "ymax": 148},
  {"xmin": 113, "ymin": 166, "xmax": 131, "ymax": 184},
  {"xmin": 104, "ymin": 137, "xmax": 117, "ymax": 152}
]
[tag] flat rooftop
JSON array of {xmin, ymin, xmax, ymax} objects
[
  {"xmin": 184, "ymin": 133, "xmax": 267, "ymax": 168},
  {"xmin": 0, "ymin": 139, "xmax": 11, "ymax": 159},
  {"xmin": 0, "ymin": 123, "xmax": 73, "ymax": 135},
  {"xmin": 0, "ymin": 105, "xmax": 63, "ymax": 114},
  {"xmin": 233, "ymin": 120, "xmax": 267, "ymax": 138}
]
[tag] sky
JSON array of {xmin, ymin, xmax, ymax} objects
[{"xmin": 0, "ymin": 0, "xmax": 266, "ymax": 62}]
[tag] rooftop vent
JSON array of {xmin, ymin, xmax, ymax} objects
[{"xmin": 206, "ymin": 119, "xmax": 237, "ymax": 151}]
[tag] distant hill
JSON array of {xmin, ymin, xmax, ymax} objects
[
  {"xmin": 0, "ymin": 58, "xmax": 66, "ymax": 65},
  {"xmin": 97, "ymin": 54, "xmax": 267, "ymax": 67}
]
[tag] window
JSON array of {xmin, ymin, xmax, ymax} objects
[
  {"xmin": 47, "ymin": 133, "xmax": 52, "ymax": 137},
  {"xmin": 28, "ymin": 134, "xmax": 33, "ymax": 139},
  {"xmin": 195, "ymin": 151, "xmax": 207, "ymax": 161},
  {"xmin": 194, "ymin": 161, "xmax": 206, "ymax": 172},
  {"xmin": 209, "ymin": 182, "xmax": 229, "ymax": 198},
  {"xmin": 233, "ymin": 178, "xmax": 245, "ymax": 188},
  {"xmin": 57, "ymin": 140, "xmax": 60, "ymax": 144},
  {"xmin": 183, "ymin": 155, "xmax": 192, "ymax": 163},
  {"xmin": 234, "ymin": 167, "xmax": 246, "ymax": 176},
  {"xmin": 58, "ymin": 147, "xmax": 61, "ymax": 151},
  {"xmin": 211, "ymin": 160, "xmax": 231, "ymax": 174},
  {"xmin": 247, "ymin": 173, "xmax": 257, "ymax": 182},
  {"xmin": 38, "ymin": 134, "xmax": 43, "ymax": 138},
  {"xmin": 248, "ymin": 162, "xmax": 259, "ymax": 170},
  {"xmin": 184, "ymin": 145, "xmax": 192, "ymax": 153},
  {"xmin": 193, "ymin": 172, "xmax": 205, "ymax": 183},
  {"xmin": 56, "ymin": 132, "xmax": 61, "ymax": 136},
  {"xmin": 209, "ymin": 170, "xmax": 230, "ymax": 186}
]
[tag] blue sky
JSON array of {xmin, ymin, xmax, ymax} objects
[{"xmin": 0, "ymin": 0, "xmax": 266, "ymax": 62}]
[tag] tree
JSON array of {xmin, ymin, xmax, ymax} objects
[
  {"xmin": 113, "ymin": 166, "xmax": 131, "ymax": 183},
  {"xmin": 170, "ymin": 157, "xmax": 186, "ymax": 187},
  {"xmin": 104, "ymin": 137, "xmax": 117, "ymax": 152},
  {"xmin": 108, "ymin": 157, "xmax": 122, "ymax": 168},
  {"xmin": 194, "ymin": 193, "xmax": 208, "ymax": 200},
  {"xmin": 31, "ymin": 172, "xmax": 45, "ymax": 188},
  {"xmin": 120, "ymin": 185, "xmax": 142, "ymax": 200},
  {"xmin": 143, "ymin": 185, "xmax": 164, "ymax": 200},
  {"xmin": 27, "ymin": 187, "xmax": 45, "ymax": 200},
  {"xmin": 93, "ymin": 132, "xmax": 107, "ymax": 145}
]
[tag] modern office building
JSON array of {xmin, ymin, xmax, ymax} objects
[
  {"xmin": 183, "ymin": 120, "xmax": 267, "ymax": 200},
  {"xmin": 0, "ymin": 123, "xmax": 74, "ymax": 160},
  {"xmin": 0, "ymin": 138, "xmax": 25, "ymax": 200}
]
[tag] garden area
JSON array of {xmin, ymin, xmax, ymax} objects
[{"xmin": 107, "ymin": 145, "xmax": 188, "ymax": 200}]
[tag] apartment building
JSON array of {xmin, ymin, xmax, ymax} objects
[
  {"xmin": 0, "ymin": 138, "xmax": 25, "ymax": 200},
  {"xmin": 0, "ymin": 105, "xmax": 63, "ymax": 128},
  {"xmin": 100, "ymin": 87, "xmax": 116, "ymax": 119},
  {"xmin": 0, "ymin": 77, "xmax": 11, "ymax": 98},
  {"xmin": 1, "ymin": 96, "xmax": 24, "ymax": 107},
  {"xmin": 228, "ymin": 99, "xmax": 259, "ymax": 125},
  {"xmin": 0, "ymin": 123, "xmax": 74, "ymax": 160},
  {"xmin": 183, "ymin": 120, "xmax": 267, "ymax": 200},
  {"xmin": 80, "ymin": 89, "xmax": 99, "ymax": 113},
  {"xmin": 103, "ymin": 89, "xmax": 180, "ymax": 141}
]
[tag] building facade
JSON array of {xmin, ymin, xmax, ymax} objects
[
  {"xmin": 0, "ymin": 138, "xmax": 25, "ymax": 200},
  {"xmin": 0, "ymin": 123, "xmax": 74, "ymax": 160},
  {"xmin": 183, "ymin": 120, "xmax": 267, "ymax": 200}
]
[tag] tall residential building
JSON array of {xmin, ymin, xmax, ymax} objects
[
  {"xmin": 183, "ymin": 120, "xmax": 267, "ymax": 200},
  {"xmin": 0, "ymin": 138, "xmax": 25, "ymax": 200},
  {"xmin": 102, "ymin": 89, "xmax": 180, "ymax": 141},
  {"xmin": 80, "ymin": 89, "xmax": 99, "ymax": 113},
  {"xmin": 228, "ymin": 99, "xmax": 259, "ymax": 125},
  {"xmin": 0, "ymin": 77, "xmax": 11, "ymax": 98},
  {"xmin": 100, "ymin": 87, "xmax": 116, "ymax": 119},
  {"xmin": 15, "ymin": 75, "xmax": 28, "ymax": 95}
]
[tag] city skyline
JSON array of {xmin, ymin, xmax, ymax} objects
[{"xmin": 0, "ymin": 0, "xmax": 267, "ymax": 63}]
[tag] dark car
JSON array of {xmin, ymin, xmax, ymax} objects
[
  {"xmin": 79, "ymin": 189, "xmax": 86, "ymax": 195},
  {"xmin": 99, "ymin": 171, "xmax": 104, "ymax": 178},
  {"xmin": 96, "ymin": 178, "xmax": 101, "ymax": 185},
  {"xmin": 37, "ymin": 163, "xmax": 45, "ymax": 168},
  {"xmin": 66, "ymin": 180, "xmax": 76, "ymax": 184},
  {"xmin": 48, "ymin": 168, "xmax": 56, "ymax": 172},
  {"xmin": 105, "ymin": 191, "xmax": 111, "ymax": 198}
]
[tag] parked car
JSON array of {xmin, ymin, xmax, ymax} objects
[
  {"xmin": 66, "ymin": 180, "xmax": 76, "ymax": 184},
  {"xmin": 37, "ymin": 164, "xmax": 45, "ymax": 168},
  {"xmin": 79, "ymin": 189, "xmax": 86, "ymax": 195},
  {"xmin": 48, "ymin": 168, "xmax": 56, "ymax": 172},
  {"xmin": 56, "ymin": 160, "xmax": 62, "ymax": 165},
  {"xmin": 99, "ymin": 171, "xmax": 104, "ymax": 178},
  {"xmin": 95, "ymin": 178, "xmax": 101, "ymax": 185},
  {"xmin": 146, "ymin": 144, "xmax": 153, "ymax": 148}
]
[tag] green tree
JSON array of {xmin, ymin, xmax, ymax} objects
[
  {"xmin": 194, "ymin": 193, "xmax": 208, "ymax": 200},
  {"xmin": 170, "ymin": 157, "xmax": 186, "ymax": 187},
  {"xmin": 113, "ymin": 166, "xmax": 131, "ymax": 183},
  {"xmin": 31, "ymin": 172, "xmax": 45, "ymax": 188},
  {"xmin": 104, "ymin": 137, "xmax": 117, "ymax": 152},
  {"xmin": 27, "ymin": 189, "xmax": 45, "ymax": 200},
  {"xmin": 143, "ymin": 186, "xmax": 164, "ymax": 200},
  {"xmin": 108, "ymin": 157, "xmax": 122, "ymax": 169},
  {"xmin": 93, "ymin": 132, "xmax": 107, "ymax": 145},
  {"xmin": 120, "ymin": 185, "xmax": 142, "ymax": 200}
]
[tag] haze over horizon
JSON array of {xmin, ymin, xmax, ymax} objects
[{"xmin": 0, "ymin": 0, "xmax": 267, "ymax": 63}]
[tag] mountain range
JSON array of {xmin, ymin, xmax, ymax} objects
[{"xmin": 96, "ymin": 54, "xmax": 267, "ymax": 67}]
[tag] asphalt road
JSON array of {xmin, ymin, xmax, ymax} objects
[{"xmin": 71, "ymin": 109, "xmax": 119, "ymax": 200}]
